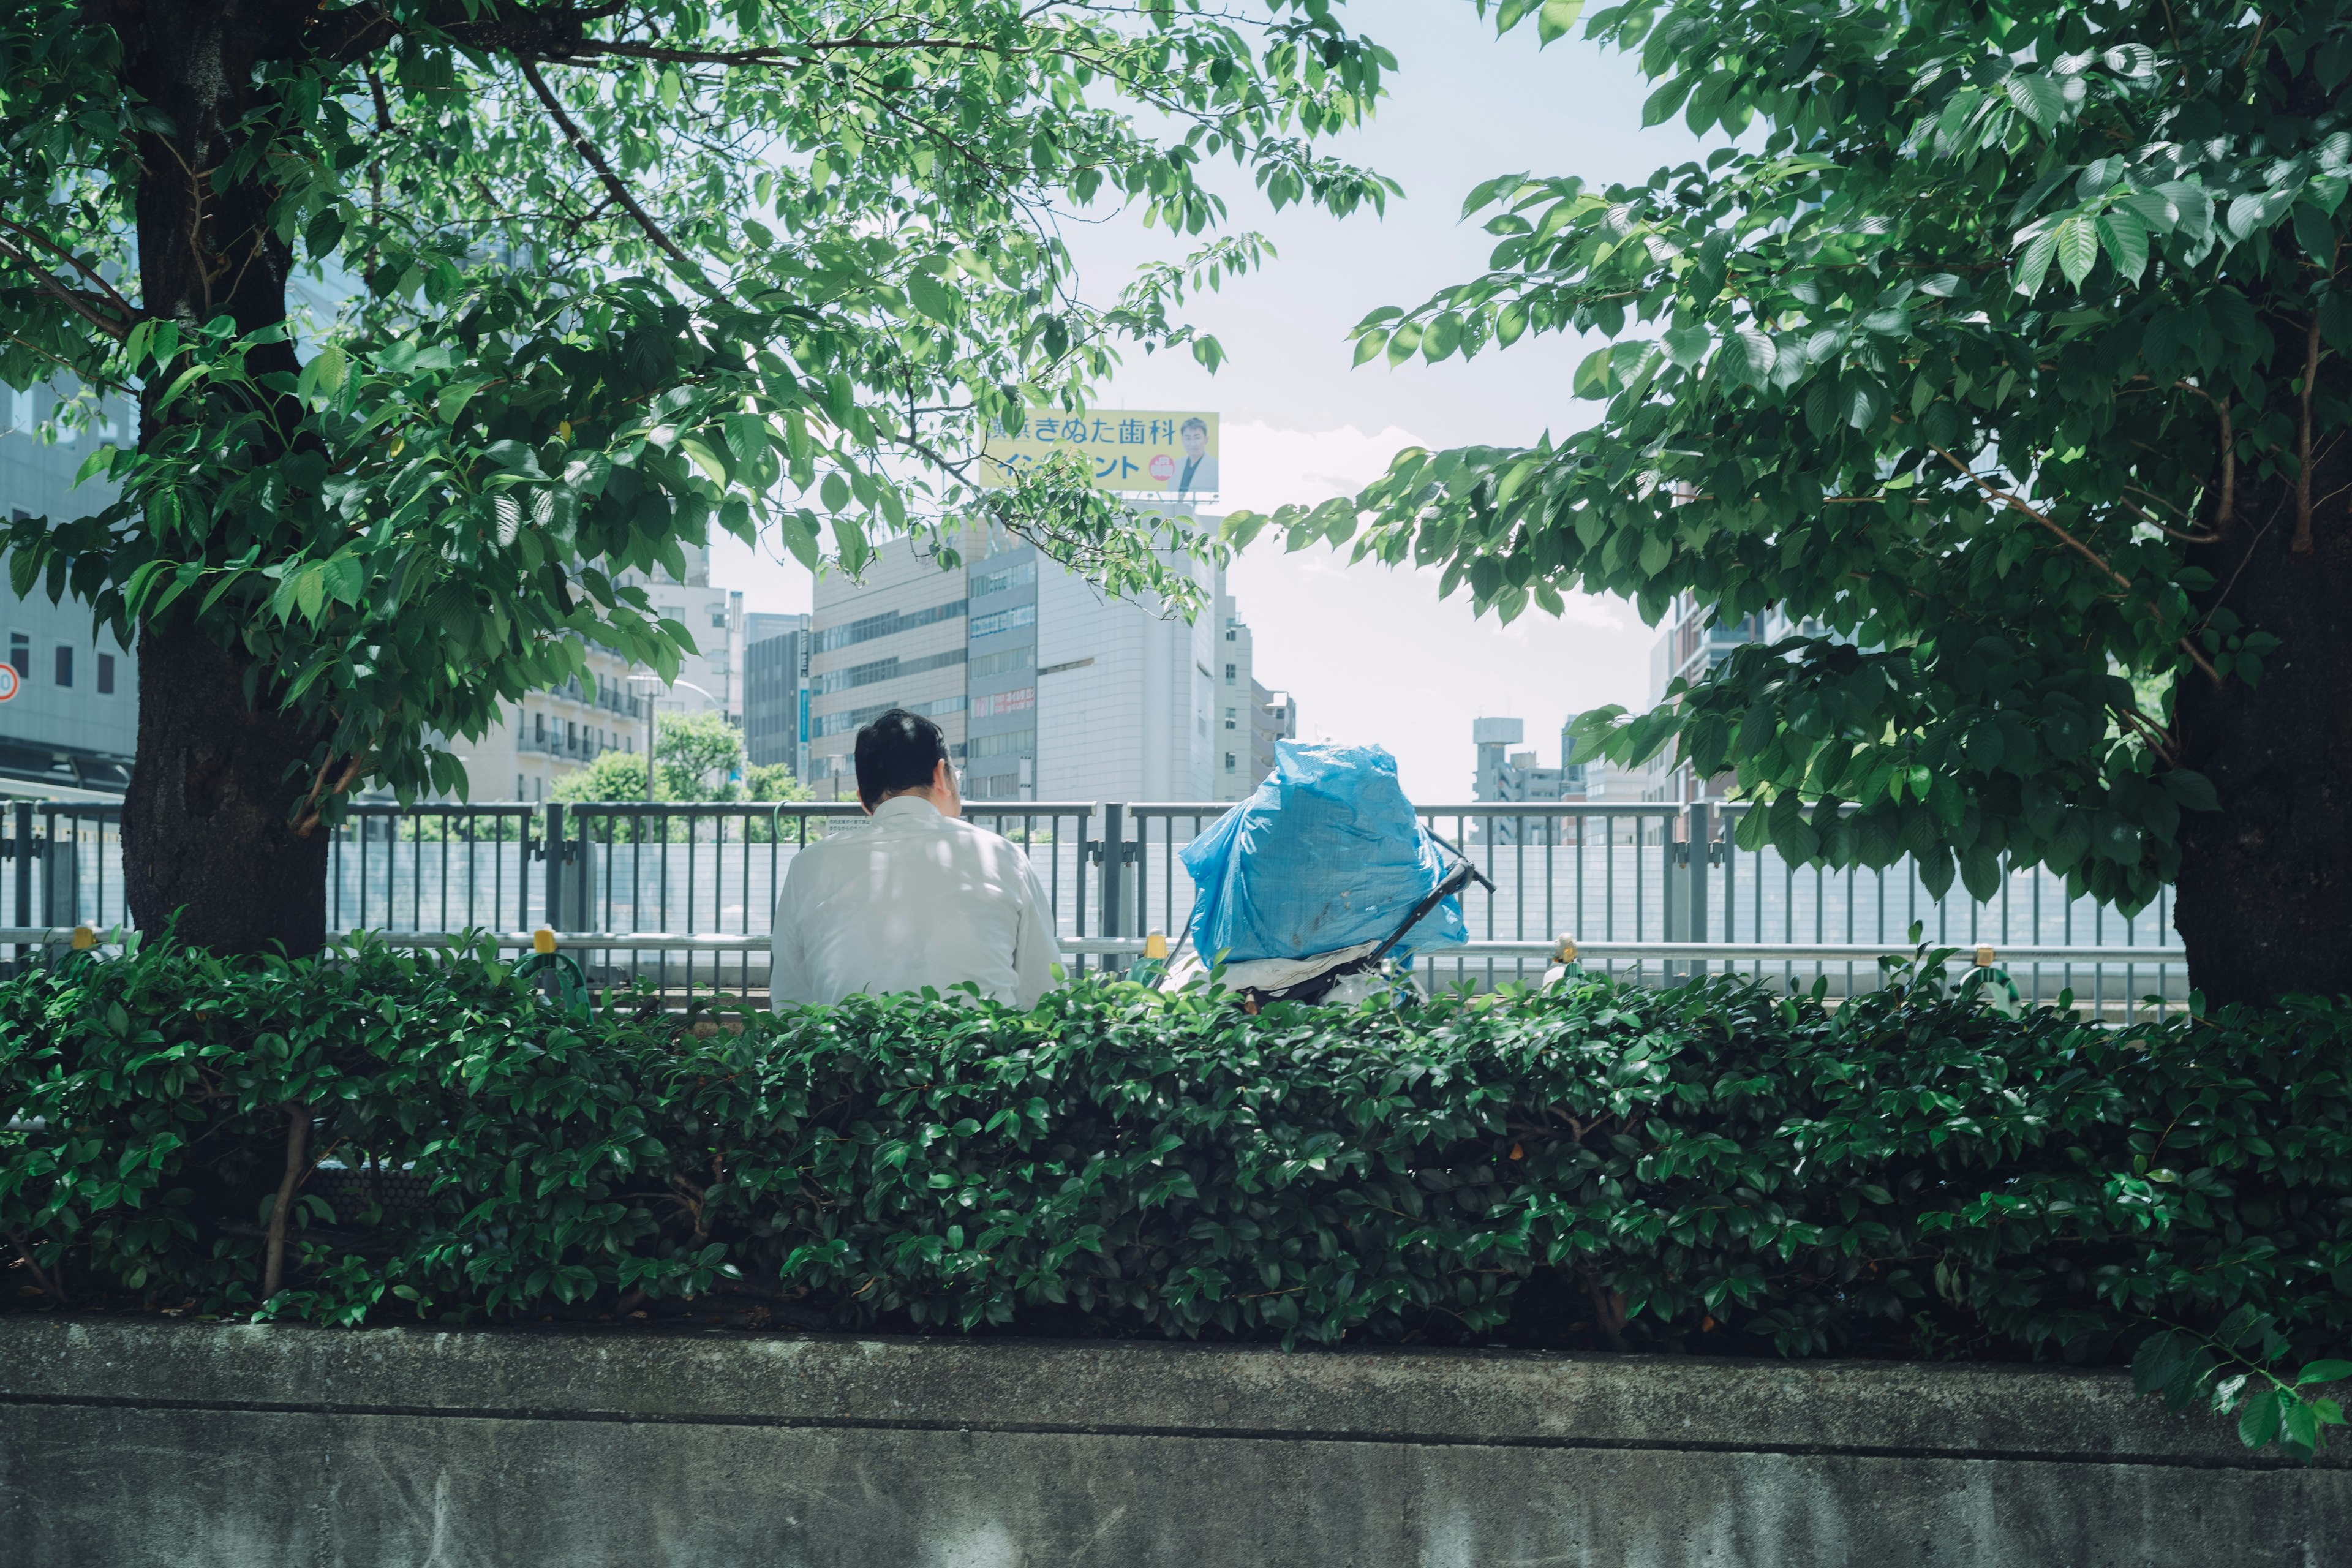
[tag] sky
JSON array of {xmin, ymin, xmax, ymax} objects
[{"xmin": 711, "ymin": 1, "xmax": 1721, "ymax": 801}]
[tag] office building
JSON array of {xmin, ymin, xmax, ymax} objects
[
  {"xmin": 804, "ymin": 518, "xmax": 1276, "ymax": 804},
  {"xmin": 744, "ymin": 612, "xmax": 810, "ymax": 775},
  {"xmin": 0, "ymin": 386, "xmax": 140, "ymax": 798}
]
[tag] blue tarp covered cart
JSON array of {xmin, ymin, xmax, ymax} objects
[{"xmin": 1173, "ymin": 741, "xmax": 1484, "ymax": 1004}]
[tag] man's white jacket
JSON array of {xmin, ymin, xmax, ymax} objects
[{"xmin": 769, "ymin": 794, "xmax": 1062, "ymax": 1009}]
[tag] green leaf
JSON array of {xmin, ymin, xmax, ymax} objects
[
  {"xmin": 1423, "ymin": 312, "xmax": 1464, "ymax": 363},
  {"xmin": 906, "ymin": 271, "xmax": 958, "ymax": 325},
  {"xmin": 2002, "ymin": 72, "xmax": 2065, "ymax": 130},
  {"xmin": 2239, "ymin": 1388, "xmax": 2285, "ymax": 1450},
  {"xmin": 2296, "ymin": 1360, "xmax": 2352, "ymax": 1386},
  {"xmin": 1663, "ymin": 323, "xmax": 1710, "ymax": 368},
  {"xmin": 2013, "ymin": 229, "xmax": 2059, "ymax": 296},
  {"xmin": 1535, "ymin": 0, "xmax": 1584, "ymax": 45},
  {"xmin": 2055, "ymin": 217, "xmax": 2100, "ymax": 287},
  {"xmin": 2094, "ymin": 209, "xmax": 2149, "ymax": 282},
  {"xmin": 2158, "ymin": 770, "xmax": 2219, "ymax": 812}
]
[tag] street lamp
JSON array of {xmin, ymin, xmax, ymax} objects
[{"xmin": 625, "ymin": 674, "xmax": 719, "ymax": 801}]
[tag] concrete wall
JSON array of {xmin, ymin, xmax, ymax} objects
[{"xmin": 1, "ymin": 1317, "xmax": 2342, "ymax": 1567}]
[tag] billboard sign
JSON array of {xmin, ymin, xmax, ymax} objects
[{"xmin": 976, "ymin": 409, "xmax": 1219, "ymax": 496}]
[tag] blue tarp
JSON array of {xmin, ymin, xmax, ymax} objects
[{"xmin": 1178, "ymin": 741, "xmax": 1468, "ymax": 965}]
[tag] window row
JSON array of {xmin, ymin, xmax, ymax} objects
[{"xmin": 5, "ymin": 635, "xmax": 117, "ymax": 693}]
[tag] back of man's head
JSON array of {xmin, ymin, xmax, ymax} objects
[{"xmin": 855, "ymin": 708, "xmax": 948, "ymax": 809}]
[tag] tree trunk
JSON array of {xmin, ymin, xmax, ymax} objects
[
  {"xmin": 2174, "ymin": 461, "xmax": 2352, "ymax": 1009},
  {"xmin": 121, "ymin": 616, "xmax": 328, "ymax": 954},
  {"xmin": 110, "ymin": 0, "xmax": 323, "ymax": 954}
]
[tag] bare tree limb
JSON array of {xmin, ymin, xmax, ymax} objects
[{"xmin": 516, "ymin": 58, "xmax": 714, "ymax": 290}]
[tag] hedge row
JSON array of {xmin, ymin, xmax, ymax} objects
[{"xmin": 2, "ymin": 941, "xmax": 2347, "ymax": 1452}]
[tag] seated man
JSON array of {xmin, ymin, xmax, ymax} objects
[{"xmin": 770, "ymin": 707, "xmax": 1062, "ymax": 1009}]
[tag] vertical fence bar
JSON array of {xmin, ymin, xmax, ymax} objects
[
  {"xmin": 1098, "ymin": 804, "xmax": 1124, "ymax": 974},
  {"xmin": 543, "ymin": 802, "xmax": 566, "ymax": 933}
]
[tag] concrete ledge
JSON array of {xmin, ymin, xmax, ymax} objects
[{"xmin": 2, "ymin": 1317, "xmax": 2343, "ymax": 1566}]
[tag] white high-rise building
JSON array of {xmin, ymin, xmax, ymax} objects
[{"xmin": 804, "ymin": 518, "xmax": 1282, "ymax": 805}]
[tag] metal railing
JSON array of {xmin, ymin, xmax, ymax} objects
[{"xmin": 2, "ymin": 797, "xmax": 2188, "ymax": 1017}]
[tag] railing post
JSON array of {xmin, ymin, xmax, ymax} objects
[
  {"xmin": 10, "ymin": 801, "xmax": 29, "ymax": 976},
  {"xmin": 542, "ymin": 802, "xmax": 565, "ymax": 933},
  {"xmin": 1099, "ymin": 804, "xmax": 1123, "ymax": 967},
  {"xmin": 12, "ymin": 801, "xmax": 29, "ymax": 928},
  {"xmin": 1687, "ymin": 801, "xmax": 1713, "ymax": 974}
]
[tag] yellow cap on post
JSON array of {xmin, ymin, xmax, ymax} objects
[
  {"xmin": 1555, "ymin": 935, "xmax": 1578, "ymax": 964},
  {"xmin": 533, "ymin": 928, "xmax": 557, "ymax": 955},
  {"xmin": 1144, "ymin": 932, "xmax": 1169, "ymax": 961},
  {"xmin": 1975, "ymin": 944, "xmax": 1996, "ymax": 968},
  {"xmin": 70, "ymin": 925, "xmax": 96, "ymax": 951}
]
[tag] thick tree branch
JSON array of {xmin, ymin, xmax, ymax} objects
[
  {"xmin": 2291, "ymin": 311, "xmax": 2322, "ymax": 554},
  {"xmin": 0, "ymin": 238, "xmax": 136, "ymax": 342},
  {"xmin": 262, "ymin": 1103, "xmax": 311, "ymax": 1300},
  {"xmin": 1930, "ymin": 445, "xmax": 2223, "ymax": 688},
  {"xmin": 516, "ymin": 58, "xmax": 712, "ymax": 290},
  {"xmin": 0, "ymin": 216, "xmax": 141, "ymax": 324}
]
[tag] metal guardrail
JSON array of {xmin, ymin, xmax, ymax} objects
[{"xmin": 2, "ymin": 796, "xmax": 2192, "ymax": 1017}]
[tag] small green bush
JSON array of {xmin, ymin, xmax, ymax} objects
[{"xmin": 2, "ymin": 941, "xmax": 2346, "ymax": 1454}]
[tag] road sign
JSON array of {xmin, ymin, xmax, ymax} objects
[{"xmin": 0, "ymin": 663, "xmax": 17, "ymax": 703}]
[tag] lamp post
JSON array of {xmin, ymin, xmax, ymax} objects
[{"xmin": 625, "ymin": 674, "xmax": 719, "ymax": 801}]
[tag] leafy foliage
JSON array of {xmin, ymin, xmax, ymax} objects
[
  {"xmin": 5, "ymin": 940, "xmax": 2349, "ymax": 1458},
  {"xmin": 0, "ymin": 0, "xmax": 1398, "ymax": 810},
  {"xmin": 1231, "ymin": 0, "xmax": 2352, "ymax": 914}
]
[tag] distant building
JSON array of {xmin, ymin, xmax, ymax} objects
[
  {"xmin": 0, "ymin": 386, "xmax": 139, "ymax": 798},
  {"xmin": 1210, "ymin": 591, "xmax": 1296, "ymax": 801},
  {"xmin": 1471, "ymin": 717, "xmax": 1570, "ymax": 842},
  {"xmin": 1638, "ymin": 593, "xmax": 1814, "ymax": 802},
  {"xmin": 743, "ymin": 613, "xmax": 810, "ymax": 775},
  {"xmin": 1250, "ymin": 685, "xmax": 1295, "ymax": 791},
  {"xmin": 804, "ymin": 515, "xmax": 1279, "ymax": 804}
]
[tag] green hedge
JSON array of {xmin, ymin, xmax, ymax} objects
[{"xmin": 3, "ymin": 941, "xmax": 2348, "ymax": 1455}]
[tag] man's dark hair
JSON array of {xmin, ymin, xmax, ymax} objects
[
  {"xmin": 1180, "ymin": 416, "xmax": 1208, "ymax": 437},
  {"xmin": 854, "ymin": 708, "xmax": 949, "ymax": 809}
]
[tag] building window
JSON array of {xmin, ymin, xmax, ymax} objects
[
  {"xmin": 9, "ymin": 632, "xmax": 28, "ymax": 678},
  {"xmin": 96, "ymin": 653, "xmax": 114, "ymax": 695},
  {"xmin": 535, "ymin": 712, "xmax": 546, "ymax": 744},
  {"xmin": 971, "ymin": 685, "xmax": 1036, "ymax": 718},
  {"xmin": 567, "ymin": 720, "xmax": 578, "ymax": 752},
  {"xmin": 1226, "ymin": 628, "xmax": 1235, "ymax": 641},
  {"xmin": 1225, "ymin": 752, "xmax": 1237, "ymax": 771},
  {"xmin": 1224, "ymin": 663, "xmax": 1236, "ymax": 684},
  {"xmin": 53, "ymin": 646, "xmax": 71, "ymax": 688},
  {"xmin": 1224, "ymin": 707, "xmax": 1237, "ymax": 730}
]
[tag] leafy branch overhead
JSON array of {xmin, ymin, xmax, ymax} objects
[
  {"xmin": 1229, "ymin": 1, "xmax": 2352, "ymax": 919},
  {"xmin": 0, "ymin": 0, "xmax": 1400, "ymax": 812}
]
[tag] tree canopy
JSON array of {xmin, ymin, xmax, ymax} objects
[
  {"xmin": 1234, "ymin": 0, "xmax": 2352, "ymax": 1002},
  {"xmin": 0, "ymin": 0, "xmax": 1395, "ymax": 949}
]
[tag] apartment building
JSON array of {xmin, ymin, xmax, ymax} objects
[
  {"xmin": 0, "ymin": 387, "xmax": 139, "ymax": 798},
  {"xmin": 1639, "ymin": 592, "xmax": 1813, "ymax": 802},
  {"xmin": 1208, "ymin": 590, "xmax": 1299, "ymax": 801},
  {"xmin": 445, "ymin": 537, "xmax": 741, "ymax": 800},
  {"xmin": 804, "ymin": 518, "xmax": 1264, "ymax": 804}
]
